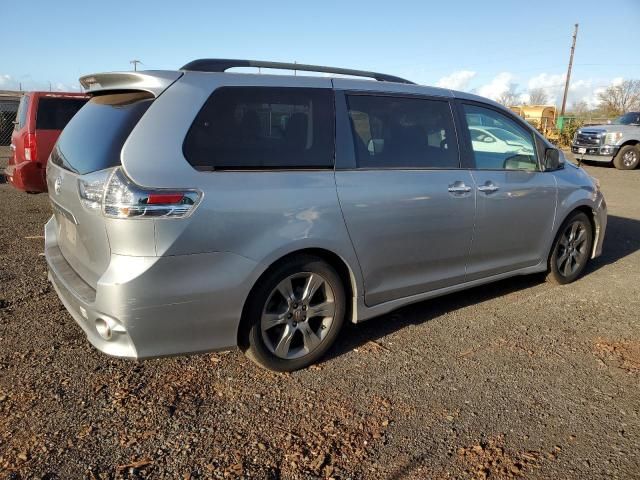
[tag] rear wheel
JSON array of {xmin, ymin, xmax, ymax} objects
[
  {"xmin": 241, "ymin": 255, "xmax": 346, "ymax": 371},
  {"xmin": 546, "ymin": 212, "xmax": 593, "ymax": 285},
  {"xmin": 613, "ymin": 144, "xmax": 640, "ymax": 170}
]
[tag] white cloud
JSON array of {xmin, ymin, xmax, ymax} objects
[
  {"xmin": 520, "ymin": 73, "xmax": 617, "ymax": 109},
  {"xmin": 436, "ymin": 70, "xmax": 476, "ymax": 91},
  {"xmin": 477, "ymin": 72, "xmax": 515, "ymax": 100},
  {"xmin": 525, "ymin": 72, "xmax": 566, "ymax": 105},
  {"xmin": 0, "ymin": 74, "xmax": 11, "ymax": 87}
]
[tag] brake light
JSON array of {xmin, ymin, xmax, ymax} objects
[
  {"xmin": 24, "ymin": 133, "xmax": 37, "ymax": 162},
  {"xmin": 77, "ymin": 167, "xmax": 201, "ymax": 219},
  {"xmin": 147, "ymin": 193, "xmax": 186, "ymax": 204}
]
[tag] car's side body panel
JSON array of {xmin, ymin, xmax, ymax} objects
[
  {"xmin": 466, "ymin": 170, "xmax": 557, "ymax": 280},
  {"xmin": 336, "ymin": 169, "xmax": 476, "ymax": 306}
]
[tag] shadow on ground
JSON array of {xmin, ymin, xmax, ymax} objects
[{"xmin": 328, "ymin": 214, "xmax": 640, "ymax": 362}]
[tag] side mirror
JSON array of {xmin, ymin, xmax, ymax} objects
[{"xmin": 543, "ymin": 147, "xmax": 562, "ymax": 171}]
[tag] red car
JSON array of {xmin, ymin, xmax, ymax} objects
[{"xmin": 6, "ymin": 92, "xmax": 88, "ymax": 192}]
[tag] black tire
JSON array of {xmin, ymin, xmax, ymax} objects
[
  {"xmin": 546, "ymin": 211, "xmax": 593, "ymax": 285},
  {"xmin": 240, "ymin": 255, "xmax": 346, "ymax": 372},
  {"xmin": 613, "ymin": 144, "xmax": 640, "ymax": 170}
]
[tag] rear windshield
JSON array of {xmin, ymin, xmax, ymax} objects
[
  {"xmin": 52, "ymin": 92, "xmax": 153, "ymax": 174},
  {"xmin": 36, "ymin": 97, "xmax": 88, "ymax": 130}
]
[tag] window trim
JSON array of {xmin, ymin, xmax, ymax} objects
[
  {"xmin": 182, "ymin": 86, "xmax": 337, "ymax": 172},
  {"xmin": 455, "ymin": 100, "xmax": 542, "ymax": 172},
  {"xmin": 335, "ymin": 90, "xmax": 462, "ymax": 171},
  {"xmin": 16, "ymin": 95, "xmax": 29, "ymax": 130}
]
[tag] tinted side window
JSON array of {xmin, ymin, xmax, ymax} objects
[
  {"xmin": 463, "ymin": 104, "xmax": 538, "ymax": 171},
  {"xmin": 183, "ymin": 87, "xmax": 334, "ymax": 170},
  {"xmin": 36, "ymin": 98, "xmax": 88, "ymax": 130},
  {"xmin": 345, "ymin": 95, "xmax": 458, "ymax": 169},
  {"xmin": 17, "ymin": 95, "xmax": 29, "ymax": 129}
]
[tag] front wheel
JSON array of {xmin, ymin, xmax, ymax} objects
[
  {"xmin": 241, "ymin": 255, "xmax": 346, "ymax": 371},
  {"xmin": 613, "ymin": 145, "xmax": 640, "ymax": 170},
  {"xmin": 546, "ymin": 212, "xmax": 593, "ymax": 285}
]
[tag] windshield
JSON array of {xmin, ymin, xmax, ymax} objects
[{"xmin": 612, "ymin": 112, "xmax": 640, "ymax": 125}]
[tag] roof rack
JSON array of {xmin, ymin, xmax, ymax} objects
[{"xmin": 180, "ymin": 59, "xmax": 415, "ymax": 85}]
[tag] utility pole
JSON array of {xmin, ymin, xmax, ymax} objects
[
  {"xmin": 560, "ymin": 23, "xmax": 578, "ymax": 116},
  {"xmin": 130, "ymin": 59, "xmax": 142, "ymax": 71}
]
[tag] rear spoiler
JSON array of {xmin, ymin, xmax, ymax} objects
[{"xmin": 79, "ymin": 70, "xmax": 183, "ymax": 97}]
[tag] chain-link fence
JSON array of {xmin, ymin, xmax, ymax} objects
[{"xmin": 0, "ymin": 95, "xmax": 21, "ymax": 146}]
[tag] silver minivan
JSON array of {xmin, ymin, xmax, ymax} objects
[{"xmin": 45, "ymin": 60, "xmax": 607, "ymax": 371}]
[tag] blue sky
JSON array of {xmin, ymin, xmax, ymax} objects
[{"xmin": 2, "ymin": 0, "xmax": 639, "ymax": 107}]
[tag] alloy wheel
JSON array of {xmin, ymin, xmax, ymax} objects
[
  {"xmin": 622, "ymin": 150, "xmax": 638, "ymax": 168},
  {"xmin": 260, "ymin": 272, "xmax": 336, "ymax": 360},
  {"xmin": 556, "ymin": 220, "xmax": 589, "ymax": 277}
]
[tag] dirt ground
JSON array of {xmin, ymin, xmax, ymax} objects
[{"xmin": 0, "ymin": 146, "xmax": 638, "ymax": 479}]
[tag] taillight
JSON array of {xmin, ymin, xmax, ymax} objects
[
  {"xmin": 24, "ymin": 133, "xmax": 37, "ymax": 162},
  {"xmin": 77, "ymin": 167, "xmax": 201, "ymax": 219}
]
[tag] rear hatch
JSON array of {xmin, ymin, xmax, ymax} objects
[{"xmin": 47, "ymin": 91, "xmax": 156, "ymax": 288}]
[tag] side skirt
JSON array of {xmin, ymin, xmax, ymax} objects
[{"xmin": 353, "ymin": 263, "xmax": 547, "ymax": 323}]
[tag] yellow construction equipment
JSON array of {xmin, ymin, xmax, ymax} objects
[{"xmin": 509, "ymin": 105, "xmax": 560, "ymax": 141}]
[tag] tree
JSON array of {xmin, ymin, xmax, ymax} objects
[
  {"xmin": 528, "ymin": 87, "xmax": 549, "ymax": 105},
  {"xmin": 569, "ymin": 100, "xmax": 590, "ymax": 118},
  {"xmin": 597, "ymin": 80, "xmax": 640, "ymax": 116},
  {"xmin": 496, "ymin": 83, "xmax": 520, "ymax": 106}
]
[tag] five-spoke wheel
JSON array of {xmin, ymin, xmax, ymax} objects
[
  {"xmin": 241, "ymin": 255, "xmax": 345, "ymax": 371},
  {"xmin": 547, "ymin": 211, "xmax": 593, "ymax": 284},
  {"xmin": 261, "ymin": 272, "xmax": 336, "ymax": 360}
]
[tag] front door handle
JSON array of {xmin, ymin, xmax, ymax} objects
[
  {"xmin": 448, "ymin": 182, "xmax": 472, "ymax": 194},
  {"xmin": 477, "ymin": 183, "xmax": 499, "ymax": 193}
]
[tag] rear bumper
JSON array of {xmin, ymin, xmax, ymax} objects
[
  {"xmin": 5, "ymin": 159, "xmax": 47, "ymax": 192},
  {"xmin": 571, "ymin": 145, "xmax": 618, "ymax": 163},
  {"xmin": 45, "ymin": 216, "xmax": 258, "ymax": 359}
]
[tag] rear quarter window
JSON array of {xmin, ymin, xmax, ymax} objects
[
  {"xmin": 16, "ymin": 95, "xmax": 29, "ymax": 129},
  {"xmin": 36, "ymin": 97, "xmax": 88, "ymax": 130},
  {"xmin": 183, "ymin": 87, "xmax": 335, "ymax": 170}
]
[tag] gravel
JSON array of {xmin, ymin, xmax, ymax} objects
[{"xmin": 1, "ymin": 147, "xmax": 639, "ymax": 479}]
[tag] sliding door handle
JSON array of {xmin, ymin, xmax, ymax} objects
[
  {"xmin": 478, "ymin": 183, "xmax": 499, "ymax": 193},
  {"xmin": 448, "ymin": 182, "xmax": 472, "ymax": 194}
]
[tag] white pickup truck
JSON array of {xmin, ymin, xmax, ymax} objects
[{"xmin": 571, "ymin": 112, "xmax": 640, "ymax": 170}]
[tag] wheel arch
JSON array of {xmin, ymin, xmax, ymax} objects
[
  {"xmin": 237, "ymin": 247, "xmax": 358, "ymax": 349},
  {"xmin": 619, "ymin": 139, "xmax": 639, "ymax": 149},
  {"xmin": 551, "ymin": 204, "xmax": 599, "ymax": 263}
]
